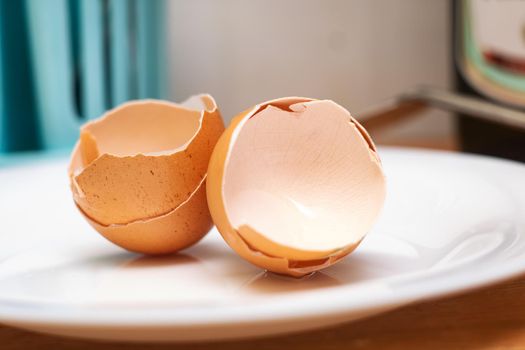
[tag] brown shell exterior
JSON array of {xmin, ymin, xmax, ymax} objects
[{"xmin": 81, "ymin": 178, "xmax": 212, "ymax": 255}]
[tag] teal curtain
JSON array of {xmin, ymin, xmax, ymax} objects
[
  {"xmin": 0, "ymin": 0, "xmax": 166, "ymax": 154},
  {"xmin": 0, "ymin": 0, "xmax": 40, "ymax": 152}
]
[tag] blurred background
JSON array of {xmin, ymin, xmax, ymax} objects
[
  {"xmin": 0, "ymin": 0, "xmax": 524, "ymax": 160},
  {"xmin": 168, "ymin": 0, "xmax": 452, "ymax": 148}
]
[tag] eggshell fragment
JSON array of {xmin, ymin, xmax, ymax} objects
[
  {"xmin": 69, "ymin": 94, "xmax": 224, "ymax": 254},
  {"xmin": 80, "ymin": 176, "xmax": 212, "ymax": 255},
  {"xmin": 207, "ymin": 97, "xmax": 385, "ymax": 277}
]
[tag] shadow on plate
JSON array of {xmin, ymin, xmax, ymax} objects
[
  {"xmin": 120, "ymin": 254, "xmax": 200, "ymax": 269},
  {"xmin": 243, "ymin": 270, "xmax": 342, "ymax": 294}
]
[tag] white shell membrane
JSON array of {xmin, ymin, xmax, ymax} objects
[{"xmin": 222, "ymin": 100, "xmax": 385, "ymax": 254}]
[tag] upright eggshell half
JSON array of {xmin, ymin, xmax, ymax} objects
[
  {"xmin": 69, "ymin": 95, "xmax": 224, "ymax": 255},
  {"xmin": 207, "ymin": 97, "xmax": 385, "ymax": 277}
]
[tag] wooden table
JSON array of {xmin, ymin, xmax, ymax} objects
[{"xmin": 3, "ymin": 139, "xmax": 525, "ymax": 349}]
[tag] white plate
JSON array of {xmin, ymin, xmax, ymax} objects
[{"xmin": 0, "ymin": 148, "xmax": 524, "ymax": 342}]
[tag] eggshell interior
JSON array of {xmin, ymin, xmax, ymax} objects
[{"xmin": 207, "ymin": 97, "xmax": 385, "ymax": 276}]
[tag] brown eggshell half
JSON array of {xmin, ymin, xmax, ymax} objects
[
  {"xmin": 207, "ymin": 97, "xmax": 385, "ymax": 277},
  {"xmin": 69, "ymin": 94, "xmax": 224, "ymax": 254}
]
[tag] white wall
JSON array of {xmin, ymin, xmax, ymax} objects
[{"xmin": 167, "ymin": 0, "xmax": 452, "ymax": 141}]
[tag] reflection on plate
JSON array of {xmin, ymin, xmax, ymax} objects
[{"xmin": 0, "ymin": 147, "xmax": 524, "ymax": 342}]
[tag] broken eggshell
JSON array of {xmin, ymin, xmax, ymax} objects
[
  {"xmin": 69, "ymin": 95, "xmax": 224, "ymax": 255},
  {"xmin": 207, "ymin": 97, "xmax": 386, "ymax": 277}
]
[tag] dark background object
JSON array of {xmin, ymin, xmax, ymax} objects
[{"xmin": 453, "ymin": 0, "xmax": 525, "ymax": 162}]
